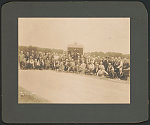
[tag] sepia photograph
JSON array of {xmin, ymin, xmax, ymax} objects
[{"xmin": 18, "ymin": 18, "xmax": 130, "ymax": 104}]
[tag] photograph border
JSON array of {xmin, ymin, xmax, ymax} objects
[{"xmin": 1, "ymin": 1, "xmax": 148, "ymax": 123}]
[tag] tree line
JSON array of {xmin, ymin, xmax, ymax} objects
[{"xmin": 19, "ymin": 45, "xmax": 130, "ymax": 59}]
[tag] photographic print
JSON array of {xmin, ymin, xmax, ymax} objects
[{"xmin": 18, "ymin": 18, "xmax": 130, "ymax": 104}]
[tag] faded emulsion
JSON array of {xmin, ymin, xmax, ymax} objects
[{"xmin": 18, "ymin": 18, "xmax": 130, "ymax": 104}]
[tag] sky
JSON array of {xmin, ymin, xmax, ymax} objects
[{"xmin": 18, "ymin": 18, "xmax": 130, "ymax": 54}]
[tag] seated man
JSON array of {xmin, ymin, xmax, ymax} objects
[
  {"xmin": 64, "ymin": 59, "xmax": 69, "ymax": 72},
  {"xmin": 88, "ymin": 60, "xmax": 95, "ymax": 75},
  {"xmin": 68, "ymin": 59, "xmax": 75, "ymax": 72},
  {"xmin": 107, "ymin": 63, "xmax": 115, "ymax": 78},
  {"xmin": 97, "ymin": 62, "xmax": 108, "ymax": 77},
  {"xmin": 116, "ymin": 57, "xmax": 123, "ymax": 78},
  {"xmin": 93, "ymin": 62, "xmax": 99, "ymax": 75},
  {"xmin": 39, "ymin": 57, "xmax": 44, "ymax": 70},
  {"xmin": 59, "ymin": 61, "xmax": 65, "ymax": 72},
  {"xmin": 55, "ymin": 60, "xmax": 60, "ymax": 71},
  {"xmin": 74, "ymin": 59, "xmax": 80, "ymax": 73},
  {"xmin": 50, "ymin": 58, "xmax": 55, "ymax": 70},
  {"xmin": 29, "ymin": 56, "xmax": 34, "ymax": 69},
  {"xmin": 34, "ymin": 59, "xmax": 40, "ymax": 69},
  {"xmin": 123, "ymin": 58, "xmax": 130, "ymax": 70},
  {"xmin": 45, "ymin": 58, "xmax": 50, "ymax": 69},
  {"xmin": 79, "ymin": 60, "xmax": 86, "ymax": 74}
]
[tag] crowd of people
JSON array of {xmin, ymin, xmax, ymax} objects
[{"xmin": 18, "ymin": 50, "xmax": 130, "ymax": 80}]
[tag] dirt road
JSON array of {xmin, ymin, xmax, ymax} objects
[{"xmin": 18, "ymin": 70, "xmax": 130, "ymax": 104}]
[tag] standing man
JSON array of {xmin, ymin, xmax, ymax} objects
[{"xmin": 19, "ymin": 51, "xmax": 26, "ymax": 69}]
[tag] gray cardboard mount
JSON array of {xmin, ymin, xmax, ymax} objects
[{"xmin": 1, "ymin": 1, "xmax": 148, "ymax": 123}]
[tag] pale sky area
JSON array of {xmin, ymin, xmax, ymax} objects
[{"xmin": 18, "ymin": 18, "xmax": 130, "ymax": 54}]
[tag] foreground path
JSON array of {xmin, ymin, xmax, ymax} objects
[{"xmin": 18, "ymin": 70, "xmax": 130, "ymax": 104}]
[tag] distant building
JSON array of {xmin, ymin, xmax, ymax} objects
[{"xmin": 67, "ymin": 43, "xmax": 84, "ymax": 60}]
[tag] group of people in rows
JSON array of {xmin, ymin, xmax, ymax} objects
[{"xmin": 18, "ymin": 50, "xmax": 130, "ymax": 80}]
